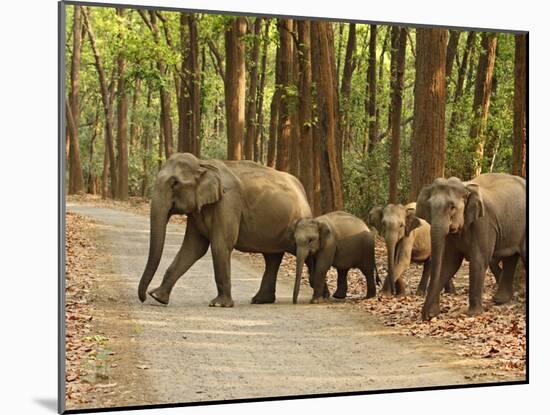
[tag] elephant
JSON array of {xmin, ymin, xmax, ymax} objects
[
  {"xmin": 288, "ymin": 211, "xmax": 377, "ymax": 304},
  {"xmin": 415, "ymin": 173, "xmax": 526, "ymax": 320},
  {"xmin": 368, "ymin": 203, "xmax": 438, "ymax": 297},
  {"xmin": 138, "ymin": 153, "xmax": 312, "ymax": 307}
]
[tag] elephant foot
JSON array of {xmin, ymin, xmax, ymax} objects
[
  {"xmin": 467, "ymin": 304, "xmax": 483, "ymax": 316},
  {"xmin": 251, "ymin": 292, "xmax": 276, "ymax": 304},
  {"xmin": 493, "ymin": 291, "xmax": 513, "ymax": 305},
  {"xmin": 380, "ymin": 289, "xmax": 393, "ymax": 298},
  {"xmin": 332, "ymin": 290, "xmax": 347, "ymax": 299},
  {"xmin": 209, "ymin": 295, "xmax": 234, "ymax": 307},
  {"xmin": 421, "ymin": 302, "xmax": 441, "ymax": 321},
  {"xmin": 310, "ymin": 296, "xmax": 328, "ymax": 304},
  {"xmin": 148, "ymin": 287, "xmax": 170, "ymax": 305}
]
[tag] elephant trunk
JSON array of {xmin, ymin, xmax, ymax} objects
[
  {"xmin": 293, "ymin": 246, "xmax": 308, "ymax": 304},
  {"xmin": 138, "ymin": 190, "xmax": 172, "ymax": 302},
  {"xmin": 385, "ymin": 235, "xmax": 398, "ymax": 294},
  {"xmin": 423, "ymin": 221, "xmax": 449, "ymax": 319}
]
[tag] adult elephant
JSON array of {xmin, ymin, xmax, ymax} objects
[
  {"xmin": 138, "ymin": 153, "xmax": 312, "ymax": 307},
  {"xmin": 416, "ymin": 173, "xmax": 526, "ymax": 320}
]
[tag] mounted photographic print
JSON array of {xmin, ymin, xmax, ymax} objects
[{"xmin": 59, "ymin": 0, "xmax": 528, "ymax": 412}]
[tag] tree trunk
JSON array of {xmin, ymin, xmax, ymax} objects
[
  {"xmin": 445, "ymin": 30, "xmax": 460, "ymax": 87},
  {"xmin": 449, "ymin": 31, "xmax": 476, "ymax": 131},
  {"xmin": 410, "ymin": 28, "xmax": 448, "ymax": 201},
  {"xmin": 115, "ymin": 8, "xmax": 128, "ymax": 200},
  {"xmin": 513, "ymin": 33, "xmax": 527, "ymax": 178},
  {"xmin": 388, "ymin": 27, "xmax": 407, "ymax": 204},
  {"xmin": 290, "ymin": 22, "xmax": 301, "ymax": 178},
  {"xmin": 188, "ymin": 14, "xmax": 201, "ymax": 156},
  {"xmin": 298, "ymin": 20, "xmax": 314, "ymax": 209},
  {"xmin": 177, "ymin": 14, "xmax": 190, "ymax": 153},
  {"xmin": 267, "ymin": 44, "xmax": 281, "ymax": 167},
  {"xmin": 225, "ymin": 17, "xmax": 247, "ymax": 160},
  {"xmin": 470, "ymin": 32, "xmax": 497, "ymax": 178},
  {"xmin": 142, "ymin": 86, "xmax": 153, "ymax": 197},
  {"xmin": 364, "ymin": 24, "xmax": 377, "ymax": 154},
  {"xmin": 244, "ymin": 18, "xmax": 262, "ymax": 160},
  {"xmin": 340, "ymin": 23, "xmax": 356, "ymax": 151},
  {"xmin": 255, "ymin": 20, "xmax": 270, "ymax": 163},
  {"xmin": 68, "ymin": 5, "xmax": 85, "ymax": 194},
  {"xmin": 311, "ymin": 21, "xmax": 344, "ymax": 212},
  {"xmin": 82, "ymin": 7, "xmax": 117, "ymax": 198},
  {"xmin": 276, "ymin": 19, "xmax": 293, "ymax": 172},
  {"xmin": 129, "ymin": 77, "xmax": 141, "ymax": 148}
]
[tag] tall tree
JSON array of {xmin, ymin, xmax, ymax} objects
[
  {"xmin": 365, "ymin": 24, "xmax": 377, "ymax": 153},
  {"xmin": 297, "ymin": 20, "xmax": 314, "ymax": 210},
  {"xmin": 187, "ymin": 14, "xmax": 201, "ymax": 156},
  {"xmin": 513, "ymin": 33, "xmax": 527, "ymax": 178},
  {"xmin": 82, "ymin": 7, "xmax": 117, "ymax": 198},
  {"xmin": 411, "ymin": 28, "xmax": 448, "ymax": 201},
  {"xmin": 388, "ymin": 27, "xmax": 407, "ymax": 203},
  {"xmin": 244, "ymin": 18, "xmax": 262, "ymax": 160},
  {"xmin": 311, "ymin": 21, "xmax": 344, "ymax": 212},
  {"xmin": 445, "ymin": 30, "xmax": 460, "ymax": 87},
  {"xmin": 267, "ymin": 44, "xmax": 281, "ymax": 167},
  {"xmin": 115, "ymin": 8, "xmax": 129, "ymax": 200},
  {"xmin": 449, "ymin": 31, "xmax": 476, "ymax": 131},
  {"xmin": 225, "ymin": 17, "xmax": 247, "ymax": 160},
  {"xmin": 470, "ymin": 32, "xmax": 498, "ymax": 178},
  {"xmin": 275, "ymin": 19, "xmax": 294, "ymax": 172},
  {"xmin": 340, "ymin": 23, "xmax": 357, "ymax": 150},
  {"xmin": 254, "ymin": 20, "xmax": 269, "ymax": 162},
  {"xmin": 68, "ymin": 5, "xmax": 85, "ymax": 194}
]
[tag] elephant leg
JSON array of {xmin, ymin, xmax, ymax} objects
[
  {"xmin": 416, "ymin": 259, "xmax": 431, "ymax": 296},
  {"xmin": 494, "ymin": 254, "xmax": 520, "ymax": 305},
  {"xmin": 466, "ymin": 254, "xmax": 489, "ymax": 316},
  {"xmin": 359, "ymin": 264, "xmax": 376, "ymax": 299},
  {"xmin": 149, "ymin": 223, "xmax": 209, "ymax": 305},
  {"xmin": 422, "ymin": 248, "xmax": 463, "ymax": 320},
  {"xmin": 209, "ymin": 239, "xmax": 235, "ymax": 307},
  {"xmin": 443, "ymin": 278, "xmax": 456, "ymax": 294},
  {"xmin": 395, "ymin": 278, "xmax": 407, "ymax": 296},
  {"xmin": 488, "ymin": 259, "xmax": 502, "ymax": 284},
  {"xmin": 311, "ymin": 260, "xmax": 331, "ymax": 304},
  {"xmin": 333, "ymin": 268, "xmax": 349, "ymax": 299},
  {"xmin": 251, "ymin": 253, "xmax": 284, "ymax": 304},
  {"xmin": 306, "ymin": 256, "xmax": 315, "ymax": 288}
]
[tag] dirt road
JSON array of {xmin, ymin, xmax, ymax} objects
[{"xmin": 66, "ymin": 204, "xmax": 516, "ymax": 410}]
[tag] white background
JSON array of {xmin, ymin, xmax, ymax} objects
[{"xmin": 0, "ymin": 0, "xmax": 545, "ymax": 413}]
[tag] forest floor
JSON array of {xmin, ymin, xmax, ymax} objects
[{"xmin": 64, "ymin": 195, "xmax": 526, "ymax": 411}]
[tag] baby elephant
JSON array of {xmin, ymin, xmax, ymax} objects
[
  {"xmin": 288, "ymin": 211, "xmax": 377, "ymax": 304},
  {"xmin": 369, "ymin": 203, "xmax": 436, "ymax": 296}
]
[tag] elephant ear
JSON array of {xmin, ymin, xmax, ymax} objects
[
  {"xmin": 464, "ymin": 183, "xmax": 485, "ymax": 228},
  {"xmin": 287, "ymin": 218, "xmax": 301, "ymax": 243},
  {"xmin": 405, "ymin": 209, "xmax": 422, "ymax": 237},
  {"xmin": 415, "ymin": 184, "xmax": 433, "ymax": 223},
  {"xmin": 318, "ymin": 221, "xmax": 332, "ymax": 250},
  {"xmin": 368, "ymin": 206, "xmax": 384, "ymax": 234},
  {"xmin": 196, "ymin": 163, "xmax": 222, "ymax": 212}
]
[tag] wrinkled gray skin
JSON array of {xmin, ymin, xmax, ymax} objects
[
  {"xmin": 368, "ymin": 203, "xmax": 436, "ymax": 297},
  {"xmin": 416, "ymin": 173, "xmax": 526, "ymax": 320},
  {"xmin": 138, "ymin": 153, "xmax": 312, "ymax": 307},
  {"xmin": 288, "ymin": 211, "xmax": 377, "ymax": 304}
]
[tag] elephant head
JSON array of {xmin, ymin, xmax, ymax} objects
[
  {"xmin": 288, "ymin": 218, "xmax": 331, "ymax": 304},
  {"xmin": 138, "ymin": 153, "xmax": 222, "ymax": 302},
  {"xmin": 416, "ymin": 177, "xmax": 484, "ymax": 305},
  {"xmin": 372, "ymin": 204, "xmax": 421, "ymax": 294}
]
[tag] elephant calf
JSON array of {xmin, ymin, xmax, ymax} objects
[
  {"xmin": 368, "ymin": 203, "xmax": 436, "ymax": 296},
  {"xmin": 288, "ymin": 211, "xmax": 377, "ymax": 304}
]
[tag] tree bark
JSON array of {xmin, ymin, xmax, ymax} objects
[
  {"xmin": 445, "ymin": 30, "xmax": 460, "ymax": 87},
  {"xmin": 513, "ymin": 34, "xmax": 527, "ymax": 178},
  {"xmin": 364, "ymin": 24, "xmax": 377, "ymax": 154},
  {"xmin": 142, "ymin": 86, "xmax": 153, "ymax": 197},
  {"xmin": 82, "ymin": 7, "xmax": 117, "ymax": 198},
  {"xmin": 411, "ymin": 28, "xmax": 448, "ymax": 201},
  {"xmin": 68, "ymin": 5, "xmax": 85, "ymax": 194},
  {"xmin": 177, "ymin": 14, "xmax": 190, "ymax": 153},
  {"xmin": 116, "ymin": 8, "xmax": 129, "ymax": 200},
  {"xmin": 276, "ymin": 19, "xmax": 294, "ymax": 172},
  {"xmin": 311, "ymin": 21, "xmax": 344, "ymax": 212},
  {"xmin": 470, "ymin": 32, "xmax": 498, "ymax": 178},
  {"xmin": 388, "ymin": 27, "xmax": 407, "ymax": 204},
  {"xmin": 188, "ymin": 14, "xmax": 201, "ymax": 156},
  {"xmin": 129, "ymin": 77, "xmax": 141, "ymax": 148},
  {"xmin": 297, "ymin": 20, "xmax": 314, "ymax": 209},
  {"xmin": 244, "ymin": 18, "xmax": 262, "ymax": 160},
  {"xmin": 225, "ymin": 17, "xmax": 247, "ymax": 160}
]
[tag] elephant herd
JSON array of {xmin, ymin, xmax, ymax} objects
[{"xmin": 138, "ymin": 153, "xmax": 526, "ymax": 321}]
